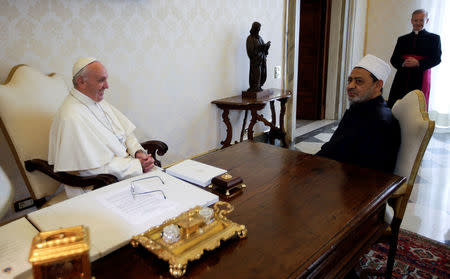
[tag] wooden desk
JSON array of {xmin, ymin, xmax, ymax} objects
[
  {"xmin": 212, "ymin": 89, "xmax": 292, "ymax": 148},
  {"xmin": 92, "ymin": 142, "xmax": 405, "ymax": 278}
]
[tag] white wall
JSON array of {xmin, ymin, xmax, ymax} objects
[{"xmin": 0, "ymin": 0, "xmax": 285, "ymax": 203}]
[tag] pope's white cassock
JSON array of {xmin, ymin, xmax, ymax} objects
[{"xmin": 49, "ymin": 88, "xmax": 145, "ymax": 198}]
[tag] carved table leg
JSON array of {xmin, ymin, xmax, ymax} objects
[
  {"xmin": 278, "ymin": 98, "xmax": 288, "ymax": 147},
  {"xmin": 239, "ymin": 110, "xmax": 249, "ymax": 142},
  {"xmin": 270, "ymin": 101, "xmax": 276, "ymax": 126},
  {"xmin": 248, "ymin": 108, "xmax": 258, "ymax": 141},
  {"xmin": 269, "ymin": 101, "xmax": 276, "ymax": 144},
  {"xmin": 220, "ymin": 108, "xmax": 232, "ymax": 148}
]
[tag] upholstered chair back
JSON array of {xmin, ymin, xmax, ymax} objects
[
  {"xmin": 0, "ymin": 166, "xmax": 14, "ymax": 219},
  {"xmin": 391, "ymin": 90, "xmax": 434, "ymax": 217},
  {"xmin": 0, "ymin": 65, "xmax": 71, "ymax": 200}
]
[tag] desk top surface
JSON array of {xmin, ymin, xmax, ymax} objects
[
  {"xmin": 212, "ymin": 88, "xmax": 292, "ymax": 106},
  {"xmin": 92, "ymin": 142, "xmax": 404, "ymax": 279}
]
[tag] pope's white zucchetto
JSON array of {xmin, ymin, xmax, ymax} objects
[
  {"xmin": 354, "ymin": 54, "xmax": 391, "ymax": 85},
  {"xmin": 72, "ymin": 57, "xmax": 97, "ymax": 77}
]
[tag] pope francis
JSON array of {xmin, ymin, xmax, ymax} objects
[{"xmin": 48, "ymin": 57, "xmax": 154, "ymax": 198}]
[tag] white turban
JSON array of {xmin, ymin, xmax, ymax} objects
[
  {"xmin": 72, "ymin": 57, "xmax": 97, "ymax": 77},
  {"xmin": 355, "ymin": 54, "xmax": 391, "ymax": 85}
]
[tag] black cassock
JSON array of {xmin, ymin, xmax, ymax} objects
[
  {"xmin": 387, "ymin": 29, "xmax": 441, "ymax": 108},
  {"xmin": 317, "ymin": 96, "xmax": 401, "ymax": 174}
]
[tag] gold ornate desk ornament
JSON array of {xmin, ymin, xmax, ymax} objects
[
  {"xmin": 28, "ymin": 225, "xmax": 91, "ymax": 279},
  {"xmin": 131, "ymin": 201, "xmax": 247, "ymax": 278}
]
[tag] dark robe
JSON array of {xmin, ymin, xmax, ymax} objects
[
  {"xmin": 317, "ymin": 96, "xmax": 401, "ymax": 173},
  {"xmin": 387, "ymin": 29, "xmax": 441, "ymax": 108}
]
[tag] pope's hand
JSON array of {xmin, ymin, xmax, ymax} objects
[{"xmin": 135, "ymin": 151, "xmax": 154, "ymax": 172}]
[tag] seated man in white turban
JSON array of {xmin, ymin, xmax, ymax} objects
[
  {"xmin": 49, "ymin": 57, "xmax": 154, "ymax": 198},
  {"xmin": 316, "ymin": 54, "xmax": 401, "ymax": 173}
]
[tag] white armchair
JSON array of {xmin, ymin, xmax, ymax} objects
[
  {"xmin": 367, "ymin": 90, "xmax": 435, "ymax": 278},
  {"xmin": 0, "ymin": 65, "xmax": 167, "ymax": 208}
]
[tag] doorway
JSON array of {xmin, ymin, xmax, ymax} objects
[{"xmin": 296, "ymin": 0, "xmax": 331, "ymax": 120}]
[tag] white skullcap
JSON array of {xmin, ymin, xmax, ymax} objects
[
  {"xmin": 354, "ymin": 54, "xmax": 391, "ymax": 85},
  {"xmin": 72, "ymin": 57, "xmax": 97, "ymax": 77}
]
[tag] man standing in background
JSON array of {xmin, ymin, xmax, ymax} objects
[{"xmin": 387, "ymin": 9, "xmax": 441, "ymax": 109}]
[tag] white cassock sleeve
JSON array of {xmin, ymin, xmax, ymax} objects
[
  {"xmin": 126, "ymin": 133, "xmax": 146, "ymax": 158},
  {"xmin": 79, "ymin": 155, "xmax": 142, "ymax": 180}
]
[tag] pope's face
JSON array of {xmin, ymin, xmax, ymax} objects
[
  {"xmin": 347, "ymin": 68, "xmax": 381, "ymax": 104},
  {"xmin": 79, "ymin": 62, "xmax": 109, "ymax": 102},
  {"xmin": 411, "ymin": 12, "xmax": 428, "ymax": 32}
]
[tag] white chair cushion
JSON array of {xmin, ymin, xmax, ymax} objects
[
  {"xmin": 384, "ymin": 90, "xmax": 433, "ymax": 224},
  {"xmin": 0, "ymin": 167, "xmax": 14, "ymax": 218},
  {"xmin": 392, "ymin": 90, "xmax": 429, "ymax": 184},
  {"xmin": 0, "ymin": 65, "xmax": 72, "ymax": 199}
]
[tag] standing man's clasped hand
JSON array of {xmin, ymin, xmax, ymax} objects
[
  {"xmin": 402, "ymin": 57, "xmax": 420, "ymax": 67},
  {"xmin": 135, "ymin": 151, "xmax": 155, "ymax": 172}
]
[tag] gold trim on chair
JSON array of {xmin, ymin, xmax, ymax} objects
[{"xmin": 392, "ymin": 90, "xmax": 435, "ymax": 220}]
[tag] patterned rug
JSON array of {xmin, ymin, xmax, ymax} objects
[{"xmin": 359, "ymin": 229, "xmax": 450, "ymax": 278}]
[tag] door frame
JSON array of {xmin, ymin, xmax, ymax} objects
[
  {"xmin": 296, "ymin": 0, "xmax": 331, "ymax": 120},
  {"xmin": 283, "ymin": 0, "xmax": 364, "ymax": 145}
]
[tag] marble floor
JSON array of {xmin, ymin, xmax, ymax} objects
[{"xmin": 294, "ymin": 120, "xmax": 450, "ymax": 245}]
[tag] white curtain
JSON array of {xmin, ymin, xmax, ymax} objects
[{"xmin": 425, "ymin": 1, "xmax": 450, "ymax": 131}]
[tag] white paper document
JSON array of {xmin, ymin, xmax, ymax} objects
[
  {"xmin": 166, "ymin": 159, "xmax": 227, "ymax": 187},
  {"xmin": 0, "ymin": 218, "xmax": 38, "ymax": 279},
  {"xmin": 98, "ymin": 186, "xmax": 181, "ymax": 225},
  {"xmin": 27, "ymin": 168, "xmax": 218, "ymax": 261}
]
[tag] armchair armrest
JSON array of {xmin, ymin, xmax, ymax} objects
[
  {"xmin": 140, "ymin": 140, "xmax": 168, "ymax": 167},
  {"xmin": 24, "ymin": 159, "xmax": 118, "ymax": 189},
  {"xmin": 24, "ymin": 140, "xmax": 167, "ymax": 193}
]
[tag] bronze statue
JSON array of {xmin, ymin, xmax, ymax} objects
[{"xmin": 246, "ymin": 22, "xmax": 271, "ymax": 92}]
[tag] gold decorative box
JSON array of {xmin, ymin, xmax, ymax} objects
[
  {"xmin": 29, "ymin": 225, "xmax": 91, "ymax": 279},
  {"xmin": 131, "ymin": 201, "xmax": 247, "ymax": 278}
]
